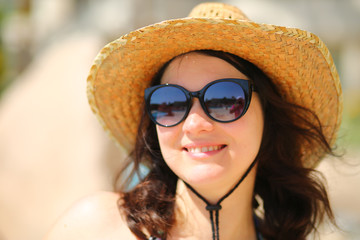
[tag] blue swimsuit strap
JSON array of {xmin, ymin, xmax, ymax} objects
[{"xmin": 254, "ymin": 214, "xmax": 264, "ymax": 240}]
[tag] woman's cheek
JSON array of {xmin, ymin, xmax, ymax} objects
[{"xmin": 156, "ymin": 125, "xmax": 181, "ymax": 163}]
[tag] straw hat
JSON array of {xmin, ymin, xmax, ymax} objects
[{"xmin": 87, "ymin": 2, "xmax": 342, "ymax": 167}]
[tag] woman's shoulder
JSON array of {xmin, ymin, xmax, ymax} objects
[{"xmin": 44, "ymin": 191, "xmax": 136, "ymax": 240}]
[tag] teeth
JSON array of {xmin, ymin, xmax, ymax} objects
[{"xmin": 187, "ymin": 145, "xmax": 223, "ymax": 153}]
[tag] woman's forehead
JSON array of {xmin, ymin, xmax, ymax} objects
[{"xmin": 160, "ymin": 52, "xmax": 248, "ymax": 88}]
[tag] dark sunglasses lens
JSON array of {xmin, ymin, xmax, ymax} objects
[
  {"xmin": 148, "ymin": 86, "xmax": 187, "ymax": 126},
  {"xmin": 204, "ymin": 81, "xmax": 246, "ymax": 121}
]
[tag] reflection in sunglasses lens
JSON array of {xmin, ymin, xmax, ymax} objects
[
  {"xmin": 149, "ymin": 86, "xmax": 187, "ymax": 126},
  {"xmin": 204, "ymin": 82, "xmax": 246, "ymax": 121}
]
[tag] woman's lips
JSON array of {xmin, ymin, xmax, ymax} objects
[{"xmin": 183, "ymin": 144, "xmax": 227, "ymax": 153}]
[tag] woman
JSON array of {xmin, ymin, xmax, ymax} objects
[{"xmin": 45, "ymin": 3, "xmax": 342, "ymax": 240}]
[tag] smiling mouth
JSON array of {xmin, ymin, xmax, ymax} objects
[{"xmin": 184, "ymin": 145, "xmax": 226, "ymax": 153}]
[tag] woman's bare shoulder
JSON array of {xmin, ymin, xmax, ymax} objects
[{"xmin": 43, "ymin": 191, "xmax": 136, "ymax": 240}]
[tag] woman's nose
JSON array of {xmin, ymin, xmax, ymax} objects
[{"xmin": 182, "ymin": 99, "xmax": 214, "ymax": 134}]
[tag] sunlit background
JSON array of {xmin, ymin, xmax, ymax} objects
[{"xmin": 0, "ymin": 0, "xmax": 359, "ymax": 239}]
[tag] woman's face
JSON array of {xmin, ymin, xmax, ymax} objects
[{"xmin": 156, "ymin": 52, "xmax": 264, "ymax": 197}]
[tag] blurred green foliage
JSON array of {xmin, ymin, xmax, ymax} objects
[
  {"xmin": 0, "ymin": 1, "xmax": 24, "ymax": 98},
  {"xmin": 0, "ymin": 8, "xmax": 5, "ymax": 97},
  {"xmin": 0, "ymin": 2, "xmax": 11, "ymax": 98},
  {"xmin": 338, "ymin": 93, "xmax": 360, "ymax": 150}
]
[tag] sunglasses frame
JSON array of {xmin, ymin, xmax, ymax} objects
[{"xmin": 144, "ymin": 78, "xmax": 255, "ymax": 127}]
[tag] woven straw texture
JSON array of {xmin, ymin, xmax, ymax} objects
[{"xmin": 87, "ymin": 3, "xmax": 342, "ymax": 168}]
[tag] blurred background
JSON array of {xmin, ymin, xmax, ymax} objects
[{"xmin": 0, "ymin": 0, "xmax": 359, "ymax": 239}]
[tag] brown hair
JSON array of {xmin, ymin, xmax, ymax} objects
[{"xmin": 119, "ymin": 50, "xmax": 337, "ymax": 240}]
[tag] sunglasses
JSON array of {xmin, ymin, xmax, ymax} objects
[{"xmin": 144, "ymin": 78, "xmax": 255, "ymax": 127}]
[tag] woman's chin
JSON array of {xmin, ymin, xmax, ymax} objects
[{"xmin": 182, "ymin": 164, "xmax": 227, "ymax": 187}]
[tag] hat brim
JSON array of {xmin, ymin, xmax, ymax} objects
[{"xmin": 87, "ymin": 18, "xmax": 342, "ymax": 167}]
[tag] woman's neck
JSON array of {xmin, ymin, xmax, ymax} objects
[{"xmin": 170, "ymin": 175, "xmax": 258, "ymax": 240}]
